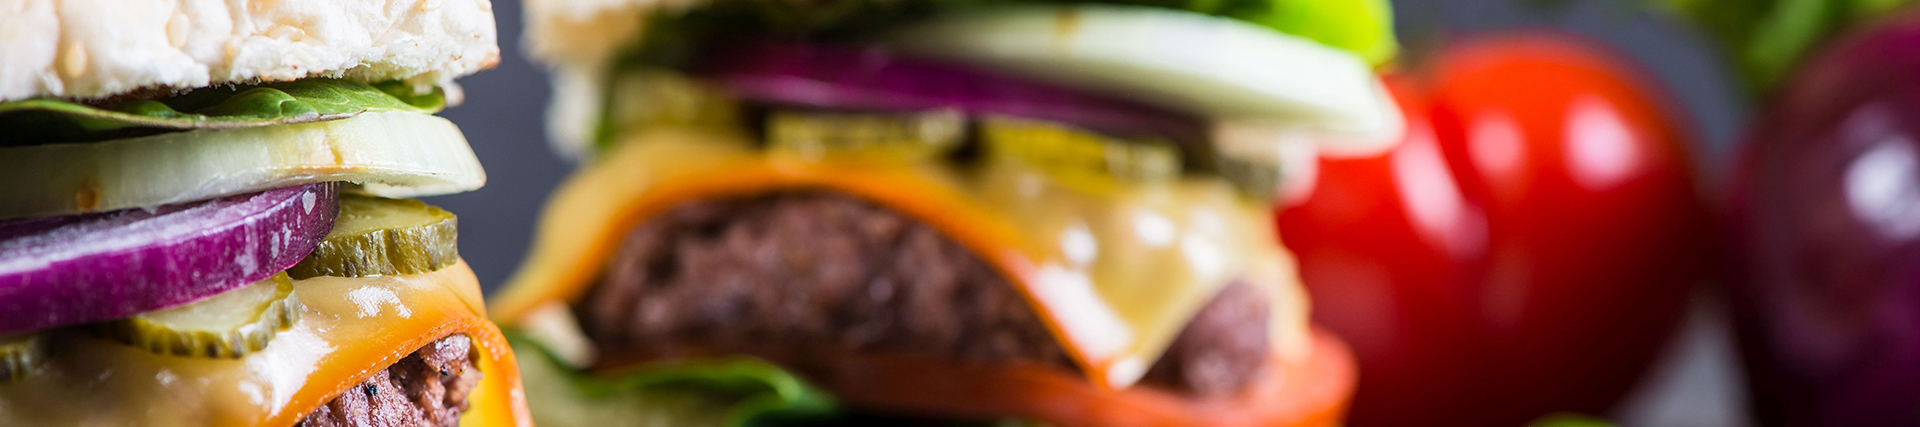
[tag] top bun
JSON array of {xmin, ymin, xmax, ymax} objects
[{"xmin": 0, "ymin": 0, "xmax": 500, "ymax": 102}]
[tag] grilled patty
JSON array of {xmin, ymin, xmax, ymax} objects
[
  {"xmin": 579, "ymin": 192, "xmax": 1269, "ymax": 397},
  {"xmin": 298, "ymin": 334, "xmax": 482, "ymax": 427}
]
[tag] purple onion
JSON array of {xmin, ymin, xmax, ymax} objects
[
  {"xmin": 1728, "ymin": 10, "xmax": 1920, "ymax": 427},
  {"xmin": 692, "ymin": 39, "xmax": 1208, "ymax": 143},
  {"xmin": 0, "ymin": 183, "xmax": 337, "ymax": 334}
]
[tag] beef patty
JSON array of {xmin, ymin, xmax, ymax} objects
[
  {"xmin": 298, "ymin": 334, "xmax": 482, "ymax": 427},
  {"xmin": 579, "ymin": 192, "xmax": 1270, "ymax": 397}
]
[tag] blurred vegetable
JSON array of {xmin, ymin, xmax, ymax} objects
[
  {"xmin": 1526, "ymin": 413, "xmax": 1616, "ymax": 427},
  {"xmin": 1660, "ymin": 0, "xmax": 1917, "ymax": 93},
  {"xmin": 1279, "ymin": 35, "xmax": 1707, "ymax": 427},
  {"xmin": 1727, "ymin": 9, "xmax": 1920, "ymax": 426}
]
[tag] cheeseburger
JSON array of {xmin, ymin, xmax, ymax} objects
[
  {"xmin": 496, "ymin": 0, "xmax": 1401, "ymax": 426},
  {"xmin": 0, "ymin": 1, "xmax": 529, "ymax": 426}
]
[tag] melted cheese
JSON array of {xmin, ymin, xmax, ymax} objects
[
  {"xmin": 493, "ymin": 127, "xmax": 1310, "ymax": 389},
  {"xmin": 0, "ymin": 262, "xmax": 531, "ymax": 427}
]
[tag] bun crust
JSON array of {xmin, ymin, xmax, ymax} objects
[{"xmin": 0, "ymin": 0, "xmax": 500, "ymax": 102}]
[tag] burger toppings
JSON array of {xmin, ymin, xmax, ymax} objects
[
  {"xmin": 93, "ymin": 272, "xmax": 300, "ymax": 359},
  {"xmin": 290, "ymin": 194, "xmax": 464, "ymax": 280},
  {"xmin": 298, "ymin": 334, "xmax": 484, "ymax": 427},
  {"xmin": 579, "ymin": 192, "xmax": 1270, "ymax": 397},
  {"xmin": 507, "ymin": 0, "xmax": 1388, "ymax": 424},
  {"xmin": 692, "ymin": 40, "xmax": 1210, "ymax": 150},
  {"xmin": 0, "ymin": 334, "xmax": 46, "ymax": 384},
  {"xmin": 0, "ymin": 174, "xmax": 515, "ymax": 425},
  {"xmin": 0, "ymin": 261, "xmax": 524, "ymax": 426},
  {"xmin": 0, "ymin": 110, "xmax": 485, "ymax": 220},
  {"xmin": 0, "ymin": 184, "xmax": 337, "ymax": 334}
]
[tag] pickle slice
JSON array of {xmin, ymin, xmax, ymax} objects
[
  {"xmin": 598, "ymin": 69, "xmax": 741, "ymax": 153},
  {"xmin": 0, "ymin": 333, "xmax": 46, "ymax": 383},
  {"xmin": 980, "ymin": 116, "xmax": 1181, "ymax": 194},
  {"xmin": 765, "ymin": 109, "xmax": 966, "ymax": 161},
  {"xmin": 1213, "ymin": 154, "xmax": 1283, "ymax": 202},
  {"xmin": 97, "ymin": 273, "xmax": 298, "ymax": 358},
  {"xmin": 287, "ymin": 195, "xmax": 459, "ymax": 279}
]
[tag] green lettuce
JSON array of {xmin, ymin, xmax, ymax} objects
[
  {"xmin": 509, "ymin": 332, "xmax": 840, "ymax": 427},
  {"xmin": 0, "ymin": 79, "xmax": 444, "ymax": 145},
  {"xmin": 509, "ymin": 331, "xmax": 1055, "ymax": 427}
]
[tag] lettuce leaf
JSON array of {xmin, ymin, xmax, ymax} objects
[
  {"xmin": 509, "ymin": 331, "xmax": 1057, "ymax": 427},
  {"xmin": 508, "ymin": 332, "xmax": 840, "ymax": 427},
  {"xmin": 0, "ymin": 79, "xmax": 444, "ymax": 145}
]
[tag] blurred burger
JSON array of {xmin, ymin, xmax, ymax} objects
[
  {"xmin": 495, "ymin": 0, "xmax": 1401, "ymax": 426},
  {"xmin": 0, "ymin": 1, "xmax": 529, "ymax": 426}
]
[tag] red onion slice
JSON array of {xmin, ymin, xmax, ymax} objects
[
  {"xmin": 693, "ymin": 39, "xmax": 1209, "ymax": 144},
  {"xmin": 0, "ymin": 183, "xmax": 337, "ymax": 334}
]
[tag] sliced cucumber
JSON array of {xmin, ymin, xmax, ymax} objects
[
  {"xmin": 765, "ymin": 109, "xmax": 965, "ymax": 161},
  {"xmin": 288, "ymin": 195, "xmax": 459, "ymax": 279},
  {"xmin": 0, "ymin": 333, "xmax": 46, "ymax": 383},
  {"xmin": 0, "ymin": 111, "xmax": 485, "ymax": 220},
  {"xmin": 96, "ymin": 272, "xmax": 299, "ymax": 358},
  {"xmin": 981, "ymin": 116, "xmax": 1180, "ymax": 194}
]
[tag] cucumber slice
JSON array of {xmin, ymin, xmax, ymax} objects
[
  {"xmin": 981, "ymin": 116, "xmax": 1180, "ymax": 194},
  {"xmin": 765, "ymin": 109, "xmax": 965, "ymax": 161},
  {"xmin": 96, "ymin": 272, "xmax": 299, "ymax": 359},
  {"xmin": 287, "ymin": 195, "xmax": 459, "ymax": 279},
  {"xmin": 0, "ymin": 111, "xmax": 485, "ymax": 220},
  {"xmin": 882, "ymin": 4, "xmax": 1403, "ymax": 154},
  {"xmin": 0, "ymin": 333, "xmax": 46, "ymax": 383}
]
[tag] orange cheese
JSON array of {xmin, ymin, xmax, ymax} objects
[
  {"xmin": 493, "ymin": 126, "xmax": 1310, "ymax": 390},
  {"xmin": 0, "ymin": 261, "xmax": 532, "ymax": 427}
]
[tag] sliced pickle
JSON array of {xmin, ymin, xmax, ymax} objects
[
  {"xmin": 765, "ymin": 109, "xmax": 965, "ymax": 161},
  {"xmin": 599, "ymin": 69, "xmax": 740, "ymax": 152},
  {"xmin": 980, "ymin": 116, "xmax": 1181, "ymax": 194},
  {"xmin": 97, "ymin": 273, "xmax": 298, "ymax": 358},
  {"xmin": 287, "ymin": 195, "xmax": 459, "ymax": 279},
  {"xmin": 0, "ymin": 333, "xmax": 46, "ymax": 383},
  {"xmin": 1213, "ymin": 154, "xmax": 1283, "ymax": 202}
]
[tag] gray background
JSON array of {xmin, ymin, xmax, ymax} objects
[{"xmin": 424, "ymin": 0, "xmax": 1752, "ymax": 425}]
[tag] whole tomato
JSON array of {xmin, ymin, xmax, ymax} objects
[
  {"xmin": 1278, "ymin": 35, "xmax": 1709, "ymax": 427},
  {"xmin": 1729, "ymin": 10, "xmax": 1920, "ymax": 426}
]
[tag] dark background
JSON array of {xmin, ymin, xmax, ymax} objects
[{"xmin": 425, "ymin": 0, "xmax": 1750, "ymax": 424}]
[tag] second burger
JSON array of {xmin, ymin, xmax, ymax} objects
[{"xmin": 496, "ymin": 0, "xmax": 1403, "ymax": 426}]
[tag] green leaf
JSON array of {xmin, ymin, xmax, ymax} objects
[
  {"xmin": 508, "ymin": 330, "xmax": 1060, "ymax": 427},
  {"xmin": 0, "ymin": 79, "xmax": 444, "ymax": 145},
  {"xmin": 1219, "ymin": 0, "xmax": 1398, "ymax": 66},
  {"xmin": 507, "ymin": 331, "xmax": 841, "ymax": 427}
]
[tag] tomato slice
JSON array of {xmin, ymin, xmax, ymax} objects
[{"xmin": 810, "ymin": 328, "xmax": 1354, "ymax": 427}]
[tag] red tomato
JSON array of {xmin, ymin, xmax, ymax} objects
[{"xmin": 1278, "ymin": 34, "xmax": 1710, "ymax": 427}]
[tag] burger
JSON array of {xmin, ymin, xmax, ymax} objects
[
  {"xmin": 494, "ymin": 0, "xmax": 1401, "ymax": 426},
  {"xmin": 0, "ymin": 1, "xmax": 530, "ymax": 426}
]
